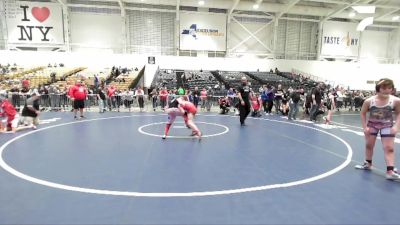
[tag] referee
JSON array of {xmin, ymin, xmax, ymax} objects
[{"xmin": 237, "ymin": 76, "xmax": 252, "ymax": 126}]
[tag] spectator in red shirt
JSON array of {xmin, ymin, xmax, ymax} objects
[
  {"xmin": 107, "ymin": 85, "xmax": 116, "ymax": 111},
  {"xmin": 70, "ymin": 80, "xmax": 87, "ymax": 119},
  {"xmin": 159, "ymin": 87, "xmax": 168, "ymax": 111},
  {"xmin": 22, "ymin": 79, "xmax": 30, "ymax": 89}
]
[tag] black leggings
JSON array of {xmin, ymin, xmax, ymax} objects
[
  {"xmin": 265, "ymin": 100, "xmax": 273, "ymax": 113},
  {"xmin": 239, "ymin": 102, "xmax": 251, "ymax": 124},
  {"xmin": 138, "ymin": 96, "xmax": 144, "ymax": 108}
]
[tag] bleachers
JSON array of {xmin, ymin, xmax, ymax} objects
[
  {"xmin": 50, "ymin": 67, "xmax": 89, "ymax": 88},
  {"xmin": 1, "ymin": 66, "xmax": 45, "ymax": 80},
  {"xmin": 152, "ymin": 69, "xmax": 222, "ymax": 94},
  {"xmin": 153, "ymin": 69, "xmax": 176, "ymax": 89},
  {"xmin": 218, "ymin": 71, "xmax": 262, "ymax": 91},
  {"xmin": 151, "ymin": 69, "xmax": 307, "ymax": 95},
  {"xmin": 248, "ymin": 72, "xmax": 290, "ymax": 83},
  {"xmin": 0, "ymin": 66, "xmax": 46, "ymax": 90},
  {"xmin": 185, "ymin": 70, "xmax": 218, "ymax": 90},
  {"xmin": 108, "ymin": 70, "xmax": 140, "ymax": 90}
]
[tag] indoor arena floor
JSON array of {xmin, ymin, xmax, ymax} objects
[{"xmin": 0, "ymin": 110, "xmax": 399, "ymax": 224}]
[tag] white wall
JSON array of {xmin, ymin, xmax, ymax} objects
[
  {"xmin": 0, "ymin": 50, "xmax": 147, "ymax": 69},
  {"xmin": 144, "ymin": 64, "xmax": 159, "ymax": 87},
  {"xmin": 276, "ymin": 60, "xmax": 400, "ymax": 90},
  {"xmin": 360, "ymin": 30, "xmax": 390, "ymax": 59},
  {"xmin": 0, "ymin": 50, "xmax": 399, "ymax": 90},
  {"xmin": 387, "ymin": 28, "xmax": 400, "ymax": 62},
  {"xmin": 228, "ymin": 17, "xmax": 274, "ymax": 54},
  {"xmin": 69, "ymin": 13, "xmax": 123, "ymax": 53}
]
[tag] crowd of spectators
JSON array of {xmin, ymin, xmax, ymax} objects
[{"xmin": 0, "ymin": 65, "xmax": 382, "ymax": 124}]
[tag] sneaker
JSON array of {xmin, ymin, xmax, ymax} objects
[
  {"xmin": 386, "ymin": 170, "xmax": 400, "ymax": 180},
  {"xmin": 31, "ymin": 125, "xmax": 37, "ymax": 130},
  {"xmin": 80, "ymin": 115, "xmax": 86, "ymax": 119},
  {"xmin": 162, "ymin": 135, "xmax": 166, "ymax": 139},
  {"xmin": 74, "ymin": 116, "xmax": 78, "ymax": 120},
  {"xmin": 355, "ymin": 162, "xmax": 372, "ymax": 170}
]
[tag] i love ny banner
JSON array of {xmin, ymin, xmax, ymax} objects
[{"xmin": 6, "ymin": 1, "xmax": 64, "ymax": 44}]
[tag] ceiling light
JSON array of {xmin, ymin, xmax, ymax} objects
[
  {"xmin": 253, "ymin": 4, "xmax": 259, "ymax": 9},
  {"xmin": 357, "ymin": 17, "xmax": 374, "ymax": 31},
  {"xmin": 392, "ymin": 16, "xmax": 400, "ymax": 21},
  {"xmin": 198, "ymin": 0, "xmax": 205, "ymax": 5},
  {"xmin": 349, "ymin": 12, "xmax": 356, "ymax": 18},
  {"xmin": 351, "ymin": 6, "xmax": 375, "ymax": 14}
]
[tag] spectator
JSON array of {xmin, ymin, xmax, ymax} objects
[
  {"xmin": 70, "ymin": 80, "xmax": 88, "ymax": 119},
  {"xmin": 135, "ymin": 86, "xmax": 145, "ymax": 112},
  {"xmin": 288, "ymin": 88, "xmax": 301, "ymax": 120},
  {"xmin": 159, "ymin": 87, "xmax": 168, "ymax": 111},
  {"xmin": 96, "ymin": 87, "xmax": 106, "ymax": 113},
  {"xmin": 219, "ymin": 97, "xmax": 230, "ymax": 115}
]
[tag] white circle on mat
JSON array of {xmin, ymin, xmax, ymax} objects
[
  {"xmin": 0, "ymin": 115, "xmax": 353, "ymax": 197},
  {"xmin": 138, "ymin": 121, "xmax": 229, "ymax": 138}
]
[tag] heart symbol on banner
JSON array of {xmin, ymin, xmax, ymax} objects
[{"xmin": 31, "ymin": 7, "xmax": 50, "ymax": 23}]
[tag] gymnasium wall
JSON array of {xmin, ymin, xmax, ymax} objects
[
  {"xmin": 275, "ymin": 20, "xmax": 318, "ymax": 60},
  {"xmin": 387, "ymin": 28, "xmax": 400, "ymax": 60},
  {"xmin": 228, "ymin": 16, "xmax": 274, "ymax": 56},
  {"xmin": 126, "ymin": 10, "xmax": 175, "ymax": 55},
  {"xmin": 69, "ymin": 9, "xmax": 124, "ymax": 53},
  {"xmin": 359, "ymin": 29, "xmax": 390, "ymax": 60},
  {"xmin": 1, "ymin": 3, "xmax": 398, "ymax": 63}
]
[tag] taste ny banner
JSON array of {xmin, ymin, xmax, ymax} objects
[
  {"xmin": 6, "ymin": 1, "xmax": 64, "ymax": 44},
  {"xmin": 180, "ymin": 12, "xmax": 227, "ymax": 51},
  {"xmin": 321, "ymin": 21, "xmax": 360, "ymax": 58}
]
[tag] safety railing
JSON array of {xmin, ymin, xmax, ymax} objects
[{"xmin": 5, "ymin": 93, "xmax": 237, "ymax": 112}]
